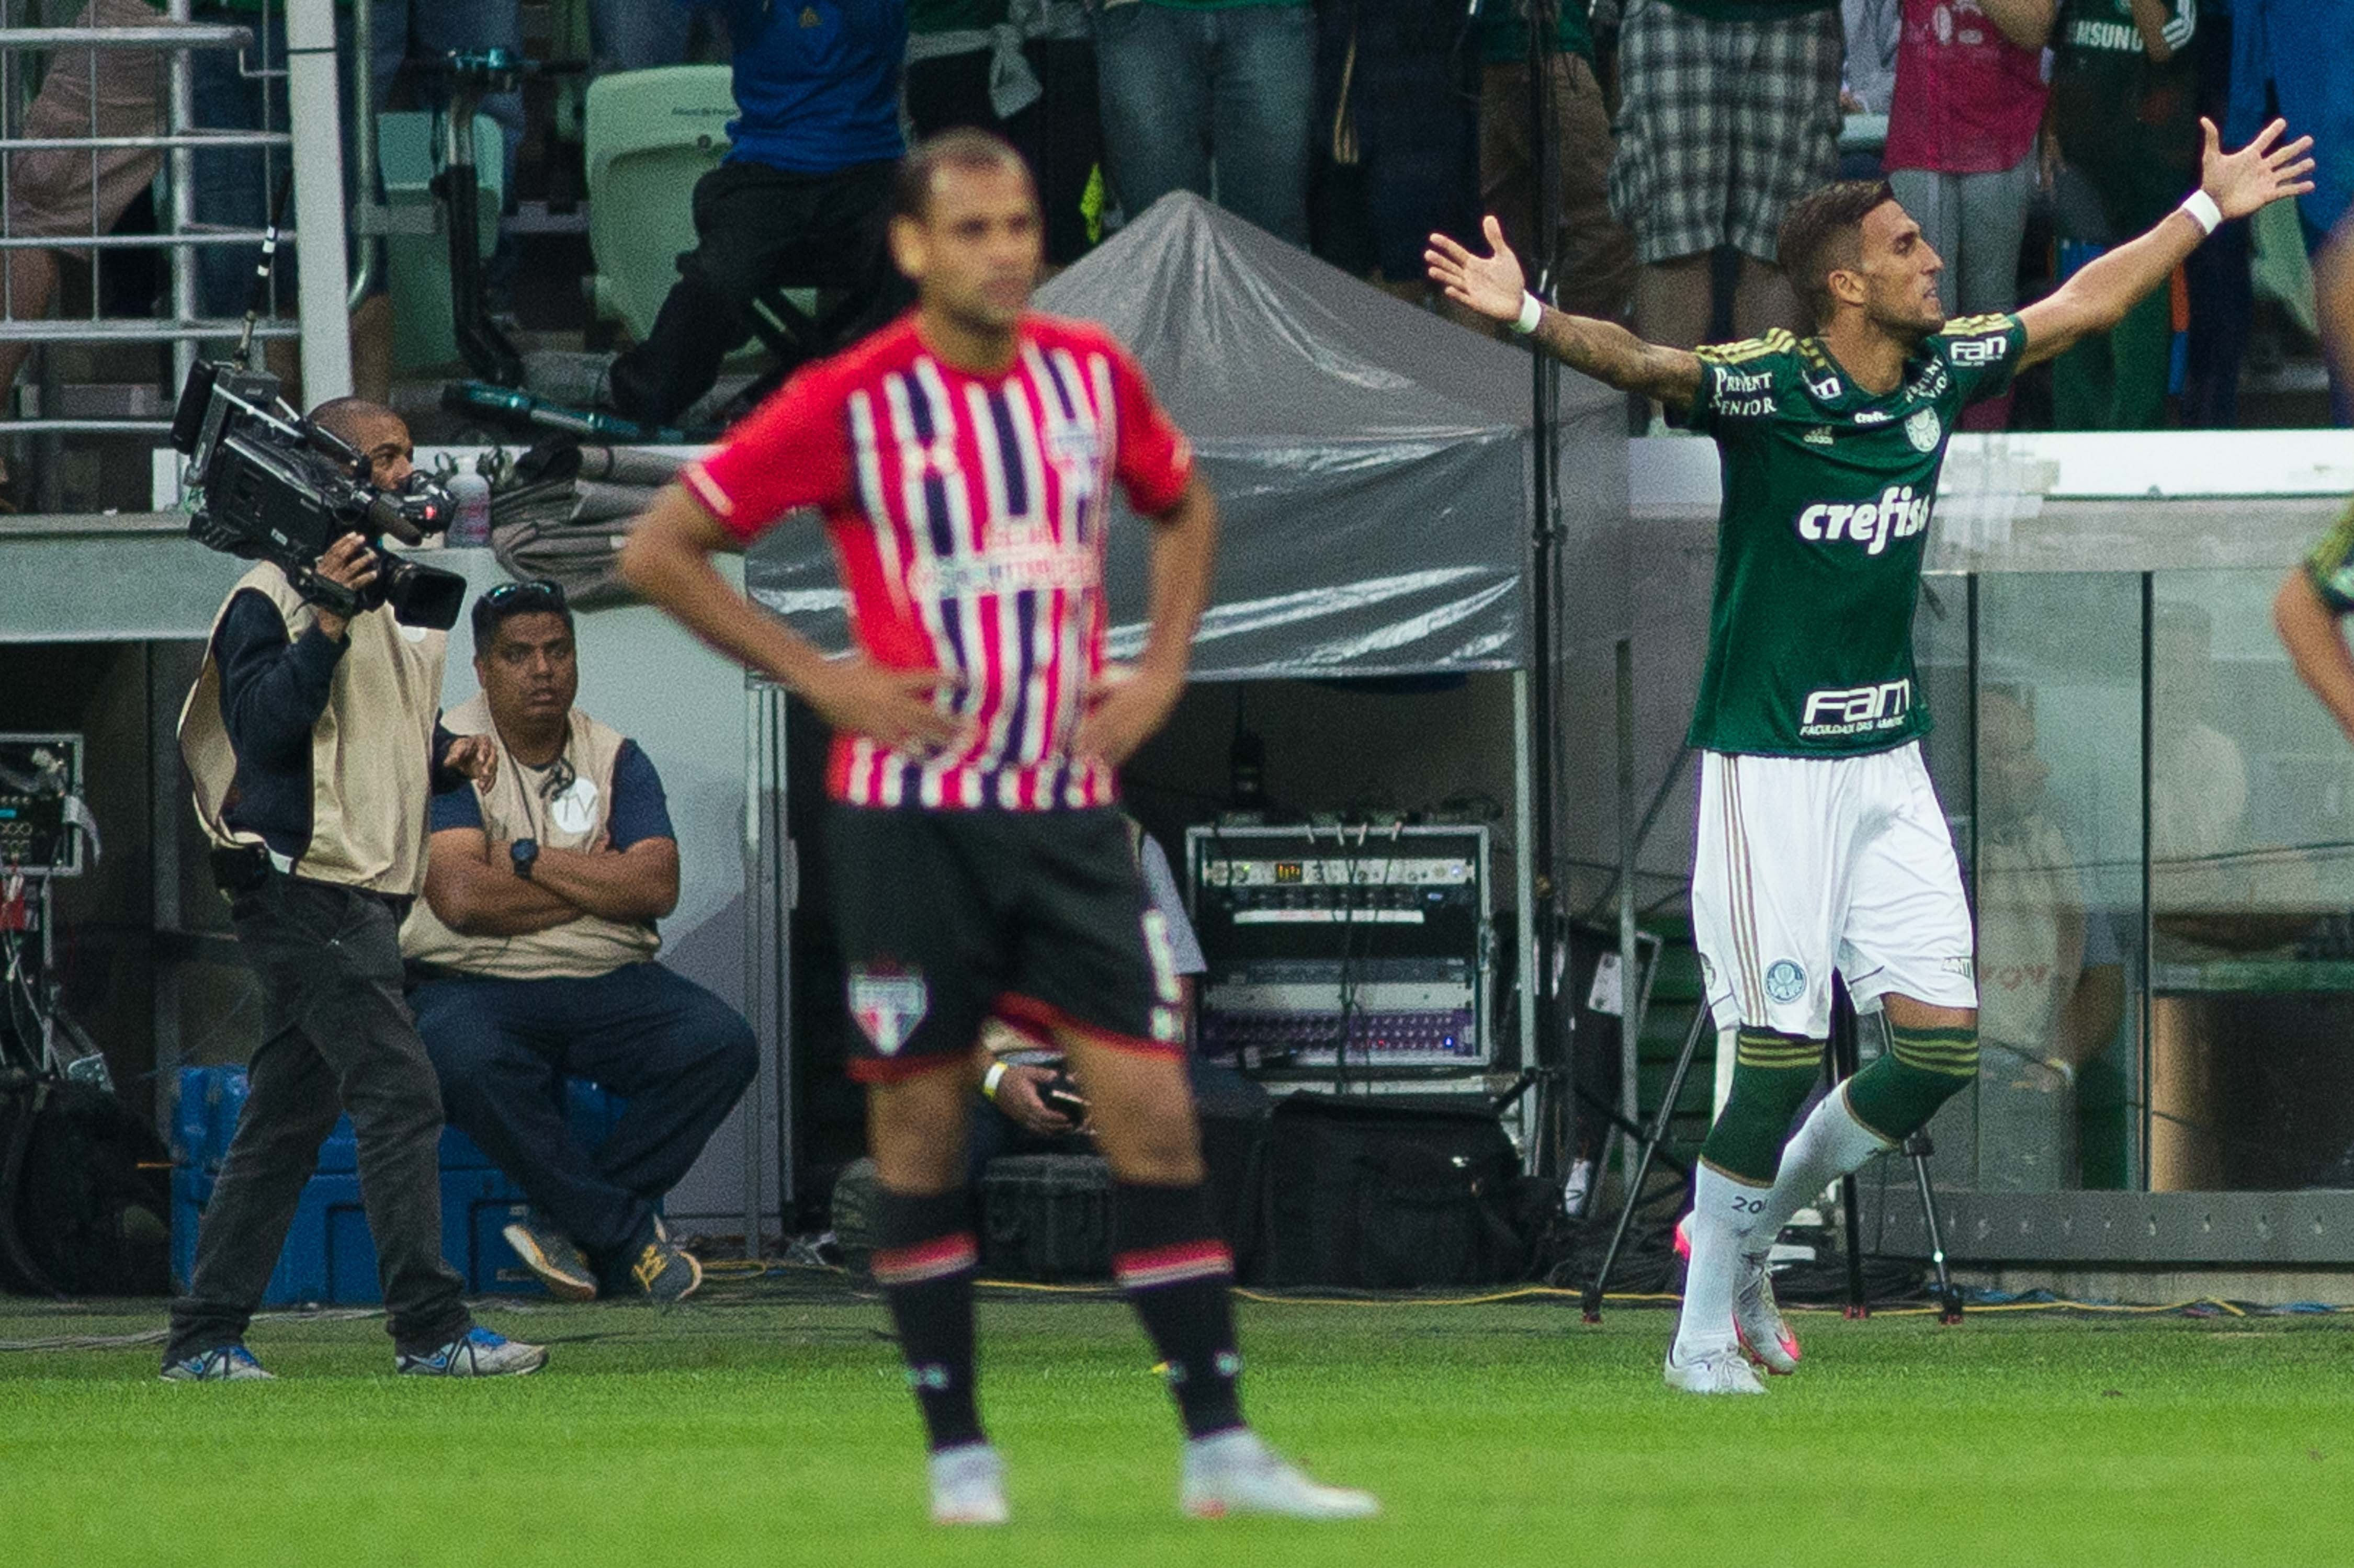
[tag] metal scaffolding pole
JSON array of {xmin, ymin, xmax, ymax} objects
[
  {"xmin": 166, "ymin": 0, "xmax": 198, "ymax": 390},
  {"xmin": 285, "ymin": 0, "xmax": 348, "ymax": 400}
]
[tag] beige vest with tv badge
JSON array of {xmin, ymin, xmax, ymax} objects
[
  {"xmin": 178, "ymin": 562, "xmax": 445, "ymax": 896},
  {"xmin": 400, "ymin": 693, "xmax": 663, "ymax": 979}
]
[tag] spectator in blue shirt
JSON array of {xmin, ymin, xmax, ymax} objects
[
  {"xmin": 605, "ymin": 0, "xmax": 913, "ymax": 426},
  {"xmin": 401, "ymin": 581, "xmax": 757, "ymax": 1304}
]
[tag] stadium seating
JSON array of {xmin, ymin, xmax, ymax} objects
[
  {"xmin": 582, "ymin": 65, "xmax": 737, "ymax": 344},
  {"xmin": 378, "ymin": 110, "xmax": 505, "ymax": 373}
]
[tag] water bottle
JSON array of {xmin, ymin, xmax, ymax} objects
[
  {"xmin": 1560, "ymin": 1156, "xmax": 1594, "ymax": 1218},
  {"xmin": 446, "ymin": 470, "xmax": 492, "ymax": 547}
]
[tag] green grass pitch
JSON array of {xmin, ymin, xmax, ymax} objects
[{"xmin": 2, "ymin": 1279, "xmax": 2347, "ymax": 1567}]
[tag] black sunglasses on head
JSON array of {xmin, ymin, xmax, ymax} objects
[{"xmin": 482, "ymin": 577, "xmax": 567, "ymax": 611}]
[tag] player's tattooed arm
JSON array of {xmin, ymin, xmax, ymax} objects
[
  {"xmin": 1425, "ymin": 217, "xmax": 1701, "ymax": 407},
  {"xmin": 2018, "ymin": 117, "xmax": 2313, "ymax": 368},
  {"xmin": 1525, "ymin": 310, "xmax": 1704, "ymax": 408}
]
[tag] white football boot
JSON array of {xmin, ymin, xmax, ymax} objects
[{"xmin": 1181, "ymin": 1429, "xmax": 1380, "ymax": 1520}]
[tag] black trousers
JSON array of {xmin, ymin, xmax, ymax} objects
[
  {"xmin": 906, "ymin": 39, "xmax": 1104, "ymax": 266},
  {"xmin": 607, "ymin": 157, "xmax": 908, "ymax": 426},
  {"xmin": 166, "ymin": 876, "xmax": 470, "ymax": 1363},
  {"xmin": 411, "ymin": 963, "xmax": 757, "ymax": 1271}
]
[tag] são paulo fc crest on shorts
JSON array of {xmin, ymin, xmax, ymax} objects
[
  {"xmin": 847, "ymin": 967, "xmax": 930, "ymax": 1056},
  {"xmin": 1764, "ymin": 960, "xmax": 1808, "ymax": 1004},
  {"xmin": 1905, "ymin": 406, "xmax": 1942, "ymax": 452}
]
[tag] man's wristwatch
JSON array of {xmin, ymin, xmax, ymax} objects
[{"xmin": 510, "ymin": 838, "xmax": 539, "ymax": 880}]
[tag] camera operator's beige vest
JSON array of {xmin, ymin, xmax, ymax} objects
[
  {"xmin": 398, "ymin": 693, "xmax": 663, "ymax": 980},
  {"xmin": 178, "ymin": 563, "xmax": 446, "ymax": 896}
]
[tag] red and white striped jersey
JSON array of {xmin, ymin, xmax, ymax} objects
[{"xmin": 685, "ymin": 312, "xmax": 1194, "ymax": 810}]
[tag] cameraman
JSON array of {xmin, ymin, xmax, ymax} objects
[{"xmin": 164, "ymin": 398, "xmax": 547, "ymax": 1381}]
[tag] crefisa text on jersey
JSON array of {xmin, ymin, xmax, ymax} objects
[{"xmin": 1792, "ymin": 483, "xmax": 1934, "ymax": 555}]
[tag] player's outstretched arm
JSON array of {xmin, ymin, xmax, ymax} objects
[
  {"xmin": 2018, "ymin": 117, "xmax": 2315, "ymax": 369},
  {"xmin": 2274, "ymin": 569, "xmax": 2354, "ymax": 745},
  {"xmin": 1076, "ymin": 473, "xmax": 1218, "ymax": 768},
  {"xmin": 1425, "ymin": 217, "xmax": 1703, "ymax": 408},
  {"xmin": 619, "ymin": 484, "xmax": 963, "ymax": 752}
]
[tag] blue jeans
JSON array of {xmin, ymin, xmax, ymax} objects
[
  {"xmin": 1094, "ymin": 0, "xmax": 1313, "ymax": 245},
  {"xmin": 410, "ymin": 962, "xmax": 758, "ymax": 1270},
  {"xmin": 590, "ymin": 0, "xmax": 697, "ymax": 72},
  {"xmin": 188, "ymin": 6, "xmax": 303, "ymax": 321}
]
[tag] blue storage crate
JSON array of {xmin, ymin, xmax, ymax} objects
[{"xmin": 173, "ymin": 1065, "xmax": 636, "ymax": 1301}]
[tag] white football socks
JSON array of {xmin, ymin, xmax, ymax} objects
[
  {"xmin": 1672, "ymin": 1163, "xmax": 1772, "ymax": 1360},
  {"xmin": 1751, "ymin": 1084, "xmax": 1894, "ymax": 1246}
]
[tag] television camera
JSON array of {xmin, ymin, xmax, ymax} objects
[{"xmin": 169, "ymin": 362, "xmax": 467, "ymax": 631}]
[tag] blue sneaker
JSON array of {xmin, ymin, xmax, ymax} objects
[
  {"xmin": 160, "ymin": 1343, "xmax": 274, "ymax": 1382},
  {"xmin": 394, "ymin": 1326, "xmax": 548, "ymax": 1378}
]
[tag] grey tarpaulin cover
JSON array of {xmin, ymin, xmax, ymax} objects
[{"xmin": 743, "ymin": 191, "xmax": 1628, "ymax": 679}]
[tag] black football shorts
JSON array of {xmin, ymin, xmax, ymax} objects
[{"xmin": 826, "ymin": 805, "xmax": 1187, "ymax": 1082}]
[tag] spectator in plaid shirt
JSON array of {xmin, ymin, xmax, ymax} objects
[{"xmin": 1606, "ymin": 0, "xmax": 1844, "ymax": 356}]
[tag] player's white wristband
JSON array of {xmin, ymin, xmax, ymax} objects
[
  {"xmin": 981, "ymin": 1061, "xmax": 1009, "ymax": 1103},
  {"xmin": 1511, "ymin": 291, "xmax": 1543, "ymax": 335},
  {"xmin": 2180, "ymin": 190, "xmax": 2223, "ymax": 236}
]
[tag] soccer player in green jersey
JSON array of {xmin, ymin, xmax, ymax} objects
[{"xmin": 1430, "ymin": 117, "xmax": 2315, "ymax": 1394}]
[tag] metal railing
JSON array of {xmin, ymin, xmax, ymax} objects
[{"xmin": 1, "ymin": 0, "xmax": 329, "ymax": 445}]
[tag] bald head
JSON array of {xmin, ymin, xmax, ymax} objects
[{"xmin": 308, "ymin": 396, "xmax": 414, "ymax": 493}]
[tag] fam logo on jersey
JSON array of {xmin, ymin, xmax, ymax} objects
[
  {"xmin": 1794, "ymin": 484, "xmax": 1934, "ymax": 555},
  {"xmin": 847, "ymin": 967, "xmax": 930, "ymax": 1056},
  {"xmin": 1800, "ymin": 678, "xmax": 1914, "ymax": 737},
  {"xmin": 1764, "ymin": 960, "xmax": 1808, "ymax": 1004}
]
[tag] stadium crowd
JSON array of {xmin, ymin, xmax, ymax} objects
[{"xmin": 3, "ymin": 0, "xmax": 2349, "ymax": 511}]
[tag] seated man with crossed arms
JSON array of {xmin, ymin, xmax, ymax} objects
[{"xmin": 402, "ymin": 580, "xmax": 758, "ymax": 1303}]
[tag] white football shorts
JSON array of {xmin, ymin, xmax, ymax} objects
[{"xmin": 1691, "ymin": 741, "xmax": 1977, "ymax": 1039}]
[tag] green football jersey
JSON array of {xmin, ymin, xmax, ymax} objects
[{"xmin": 1682, "ymin": 313, "xmax": 2028, "ymax": 757}]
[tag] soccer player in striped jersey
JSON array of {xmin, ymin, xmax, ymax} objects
[
  {"xmin": 619, "ymin": 130, "xmax": 1376, "ymax": 1523},
  {"xmin": 1430, "ymin": 118, "xmax": 2315, "ymax": 1394}
]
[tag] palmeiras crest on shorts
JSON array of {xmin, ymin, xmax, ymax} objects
[
  {"xmin": 847, "ymin": 967, "xmax": 930, "ymax": 1056},
  {"xmin": 1905, "ymin": 406, "xmax": 1941, "ymax": 452},
  {"xmin": 1764, "ymin": 960, "xmax": 1807, "ymax": 1004}
]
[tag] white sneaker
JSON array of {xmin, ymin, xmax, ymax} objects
[
  {"xmin": 1733, "ymin": 1251, "xmax": 1802, "ymax": 1376},
  {"xmin": 1663, "ymin": 1342, "xmax": 1767, "ymax": 1395},
  {"xmin": 928, "ymin": 1442, "xmax": 1009, "ymax": 1526},
  {"xmin": 1180, "ymin": 1429, "xmax": 1379, "ymax": 1520}
]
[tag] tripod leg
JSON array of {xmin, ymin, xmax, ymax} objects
[
  {"xmin": 1838, "ymin": 1171, "xmax": 1868, "ymax": 1320},
  {"xmin": 1581, "ymin": 1002, "xmax": 1710, "ymax": 1323},
  {"xmin": 1828, "ymin": 996, "xmax": 1869, "ymax": 1319},
  {"xmin": 1905, "ymin": 1130, "xmax": 1963, "ymax": 1324}
]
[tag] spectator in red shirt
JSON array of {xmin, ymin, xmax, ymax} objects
[{"xmin": 1883, "ymin": 0, "xmax": 2056, "ymax": 429}]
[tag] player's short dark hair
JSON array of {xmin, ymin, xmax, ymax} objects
[
  {"xmin": 1776, "ymin": 179, "xmax": 1898, "ymax": 328},
  {"xmin": 892, "ymin": 128, "xmax": 1034, "ymax": 222},
  {"xmin": 472, "ymin": 577, "xmax": 574, "ymax": 650}
]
